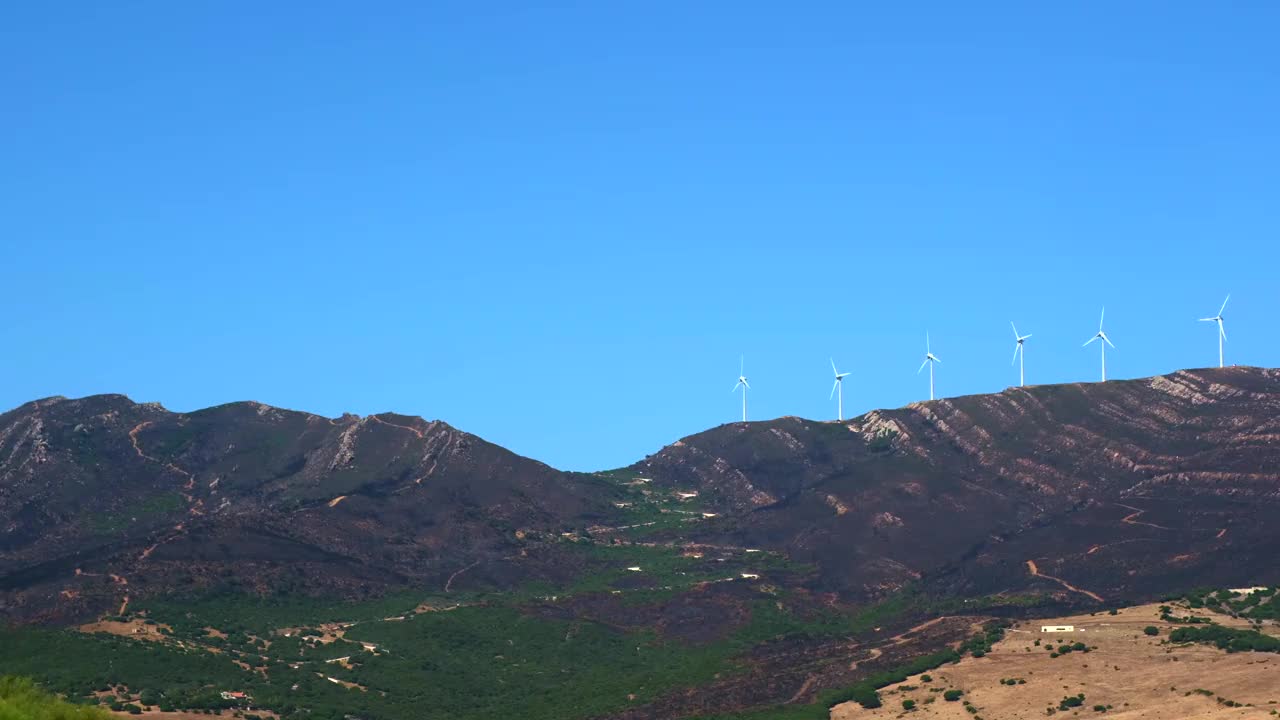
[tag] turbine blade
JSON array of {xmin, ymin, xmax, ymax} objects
[
  {"xmin": 1022, "ymin": 334, "xmax": 1032, "ymax": 340},
  {"xmin": 1104, "ymin": 335, "xmax": 1116, "ymax": 349},
  {"xmin": 1198, "ymin": 317, "xmax": 1216, "ymax": 322},
  {"xmin": 1011, "ymin": 321, "xmax": 1019, "ymax": 339},
  {"xmin": 933, "ymin": 355, "xmax": 942, "ymax": 364},
  {"xmin": 1219, "ymin": 318, "xmax": 1227, "ymax": 340},
  {"xmin": 1084, "ymin": 336, "xmax": 1098, "ymax": 347},
  {"xmin": 1219, "ymin": 294, "xmax": 1230, "ymax": 315},
  {"xmin": 830, "ymin": 379, "xmax": 839, "ymax": 400},
  {"xmin": 917, "ymin": 357, "xmax": 929, "ymax": 374},
  {"xmin": 742, "ymin": 379, "xmax": 750, "ymax": 389},
  {"xmin": 926, "ymin": 332, "xmax": 931, "ymax": 354},
  {"xmin": 732, "ymin": 382, "xmax": 741, "ymax": 393},
  {"xmin": 831, "ymin": 358, "xmax": 838, "ymax": 375},
  {"xmin": 1012, "ymin": 343, "xmax": 1020, "ymax": 365},
  {"xmin": 1099, "ymin": 307, "xmax": 1105, "ymax": 331}
]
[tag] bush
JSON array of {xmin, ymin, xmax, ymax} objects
[
  {"xmin": 1060, "ymin": 694, "xmax": 1085, "ymax": 710},
  {"xmin": 0, "ymin": 677, "xmax": 112, "ymax": 719},
  {"xmin": 920, "ymin": 675, "xmax": 932, "ymax": 683},
  {"xmin": 944, "ymin": 690, "xmax": 964, "ymax": 701},
  {"xmin": 1170, "ymin": 625, "xmax": 1280, "ymax": 653},
  {"xmin": 1093, "ymin": 705, "xmax": 1107, "ymax": 712},
  {"xmin": 1144, "ymin": 626, "xmax": 1159, "ymax": 636},
  {"xmin": 902, "ymin": 699, "xmax": 916, "ymax": 710}
]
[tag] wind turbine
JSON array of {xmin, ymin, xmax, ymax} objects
[
  {"xmin": 731, "ymin": 355, "xmax": 750, "ymax": 422},
  {"xmin": 1082, "ymin": 307, "xmax": 1116, "ymax": 381},
  {"xmin": 1010, "ymin": 322, "xmax": 1032, "ymax": 387},
  {"xmin": 1198, "ymin": 295, "xmax": 1230, "ymax": 368},
  {"xmin": 829, "ymin": 359, "xmax": 851, "ymax": 421},
  {"xmin": 917, "ymin": 333, "xmax": 941, "ymax": 400}
]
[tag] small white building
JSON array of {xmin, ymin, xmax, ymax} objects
[{"xmin": 1040, "ymin": 625, "xmax": 1075, "ymax": 633}]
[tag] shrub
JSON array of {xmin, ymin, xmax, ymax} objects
[
  {"xmin": 902, "ymin": 699, "xmax": 916, "ymax": 710},
  {"xmin": 1144, "ymin": 626, "xmax": 1159, "ymax": 636},
  {"xmin": 921, "ymin": 675, "xmax": 932, "ymax": 683},
  {"xmin": 944, "ymin": 690, "xmax": 964, "ymax": 701},
  {"xmin": 1060, "ymin": 694, "xmax": 1085, "ymax": 710},
  {"xmin": 1093, "ymin": 704, "xmax": 1107, "ymax": 712}
]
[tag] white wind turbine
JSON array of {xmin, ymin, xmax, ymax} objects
[
  {"xmin": 829, "ymin": 358, "xmax": 851, "ymax": 421},
  {"xmin": 1010, "ymin": 322, "xmax": 1032, "ymax": 387},
  {"xmin": 731, "ymin": 355, "xmax": 750, "ymax": 422},
  {"xmin": 1198, "ymin": 295, "xmax": 1230, "ymax": 368},
  {"xmin": 1082, "ymin": 307, "xmax": 1116, "ymax": 381},
  {"xmin": 917, "ymin": 333, "xmax": 941, "ymax": 400}
]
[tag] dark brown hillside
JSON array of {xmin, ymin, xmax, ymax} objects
[
  {"xmin": 630, "ymin": 366, "xmax": 1280, "ymax": 603},
  {"xmin": 2, "ymin": 367, "xmax": 1278, "ymax": 627},
  {"xmin": 0, "ymin": 395, "xmax": 615, "ymax": 623}
]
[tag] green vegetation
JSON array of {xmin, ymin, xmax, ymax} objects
[
  {"xmin": 0, "ymin": 676, "xmax": 111, "ymax": 719},
  {"xmin": 960, "ymin": 620, "xmax": 1009, "ymax": 657},
  {"xmin": 1059, "ymin": 693, "xmax": 1086, "ymax": 710},
  {"xmin": 944, "ymin": 690, "xmax": 964, "ymax": 701},
  {"xmin": 1143, "ymin": 626, "xmax": 1159, "ymax": 636},
  {"xmin": 4, "ymin": 575, "xmax": 983, "ymax": 720},
  {"xmin": 1180, "ymin": 586, "xmax": 1279, "ymax": 621},
  {"xmin": 902, "ymin": 699, "xmax": 916, "ymax": 710},
  {"xmin": 1169, "ymin": 625, "xmax": 1280, "ymax": 653}
]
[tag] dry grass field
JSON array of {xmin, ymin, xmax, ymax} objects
[{"xmin": 833, "ymin": 603, "xmax": 1280, "ymax": 720}]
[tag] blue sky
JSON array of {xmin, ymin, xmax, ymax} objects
[{"xmin": 2, "ymin": 2, "xmax": 1278, "ymax": 470}]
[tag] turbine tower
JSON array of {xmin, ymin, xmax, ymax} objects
[
  {"xmin": 830, "ymin": 358, "xmax": 851, "ymax": 421},
  {"xmin": 917, "ymin": 333, "xmax": 941, "ymax": 400},
  {"xmin": 1010, "ymin": 322, "xmax": 1032, "ymax": 387},
  {"xmin": 1082, "ymin": 307, "xmax": 1116, "ymax": 381},
  {"xmin": 1198, "ymin": 295, "xmax": 1230, "ymax": 368},
  {"xmin": 731, "ymin": 355, "xmax": 750, "ymax": 422}
]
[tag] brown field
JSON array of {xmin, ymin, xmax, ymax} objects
[
  {"xmin": 833, "ymin": 604, "xmax": 1280, "ymax": 720},
  {"xmin": 77, "ymin": 618, "xmax": 172, "ymax": 641}
]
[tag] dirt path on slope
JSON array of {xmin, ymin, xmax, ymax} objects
[
  {"xmin": 1115, "ymin": 502, "xmax": 1174, "ymax": 530},
  {"xmin": 1025, "ymin": 560, "xmax": 1104, "ymax": 602},
  {"xmin": 129, "ymin": 422, "xmax": 206, "ymax": 564},
  {"xmin": 444, "ymin": 560, "xmax": 480, "ymax": 592},
  {"xmin": 369, "ymin": 414, "xmax": 425, "ymax": 439}
]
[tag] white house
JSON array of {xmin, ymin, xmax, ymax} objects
[{"xmin": 1040, "ymin": 625, "xmax": 1075, "ymax": 633}]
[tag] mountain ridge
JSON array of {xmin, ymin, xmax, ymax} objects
[{"xmin": 3, "ymin": 366, "xmax": 1279, "ymax": 626}]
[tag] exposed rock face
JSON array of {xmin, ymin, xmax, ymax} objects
[
  {"xmin": 2, "ymin": 366, "xmax": 1278, "ymax": 625},
  {"xmin": 631, "ymin": 367, "xmax": 1280, "ymax": 601}
]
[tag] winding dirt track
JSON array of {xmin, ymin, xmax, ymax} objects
[
  {"xmin": 1025, "ymin": 559, "xmax": 1104, "ymax": 602},
  {"xmin": 128, "ymin": 422, "xmax": 202, "ymax": 563},
  {"xmin": 444, "ymin": 560, "xmax": 480, "ymax": 592},
  {"xmin": 369, "ymin": 414, "xmax": 425, "ymax": 439},
  {"xmin": 1115, "ymin": 502, "xmax": 1173, "ymax": 530}
]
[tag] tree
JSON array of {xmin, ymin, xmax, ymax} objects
[
  {"xmin": 903, "ymin": 699, "xmax": 916, "ymax": 710},
  {"xmin": 944, "ymin": 690, "xmax": 964, "ymax": 701},
  {"xmin": 1143, "ymin": 626, "xmax": 1159, "ymax": 636}
]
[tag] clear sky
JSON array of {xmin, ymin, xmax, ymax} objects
[{"xmin": 2, "ymin": 2, "xmax": 1278, "ymax": 471}]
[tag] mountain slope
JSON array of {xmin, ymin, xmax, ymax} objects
[
  {"xmin": 0, "ymin": 395, "xmax": 614, "ymax": 622},
  {"xmin": 629, "ymin": 366, "xmax": 1280, "ymax": 602},
  {"xmin": 3, "ymin": 367, "xmax": 1279, "ymax": 627}
]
